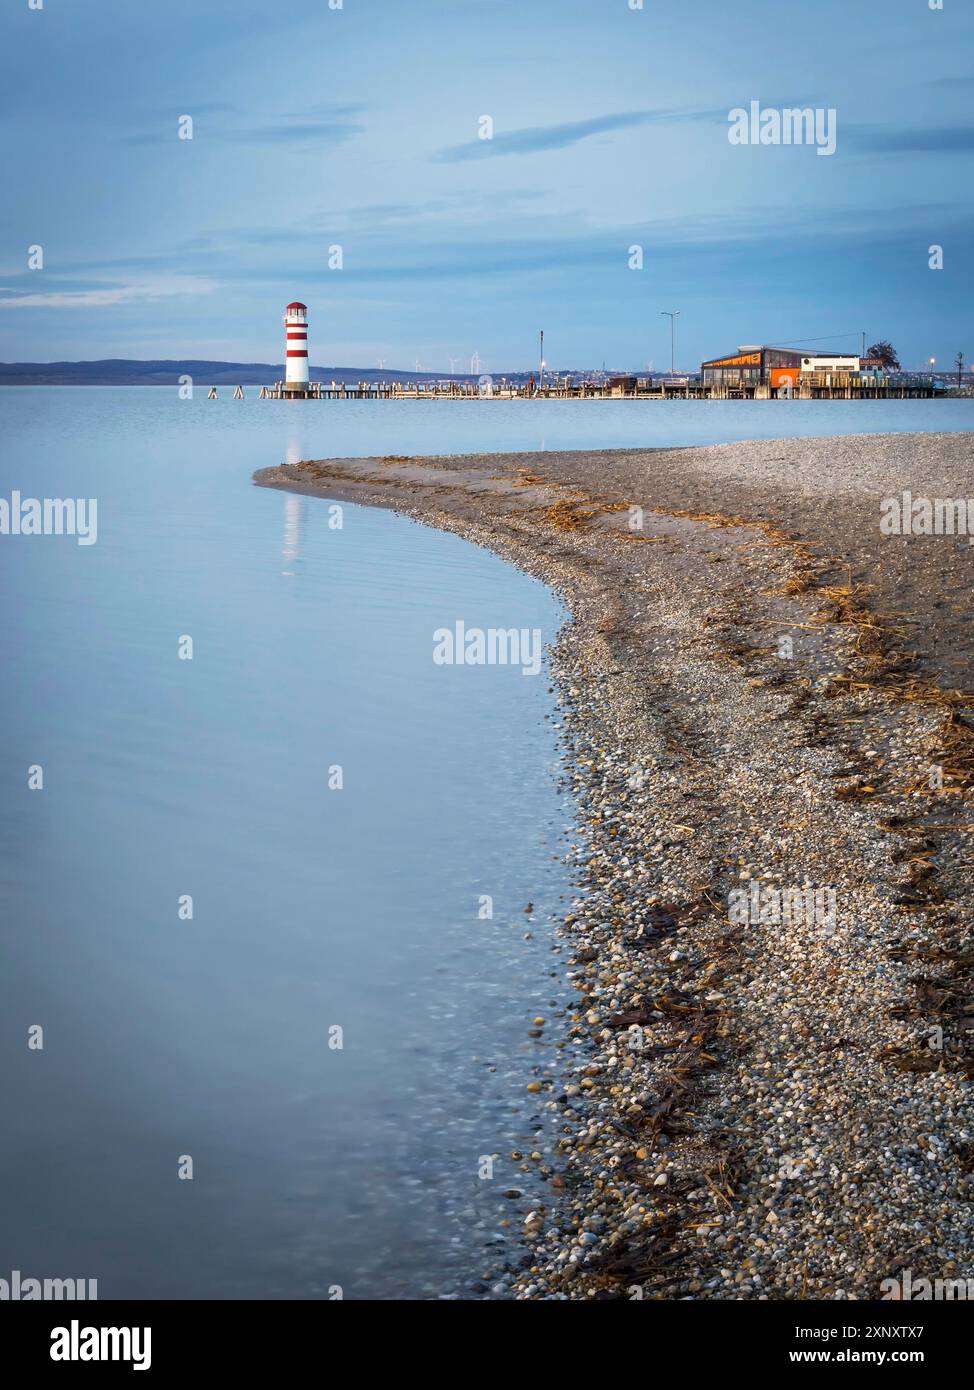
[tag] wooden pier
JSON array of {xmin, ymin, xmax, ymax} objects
[{"xmin": 250, "ymin": 373, "xmax": 941, "ymax": 402}]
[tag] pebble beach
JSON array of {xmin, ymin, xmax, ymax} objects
[{"xmin": 256, "ymin": 432, "xmax": 974, "ymax": 1301}]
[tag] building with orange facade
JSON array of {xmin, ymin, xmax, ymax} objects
[
  {"xmin": 701, "ymin": 346, "xmax": 870, "ymax": 391},
  {"xmin": 700, "ymin": 345, "xmax": 806, "ymax": 390}
]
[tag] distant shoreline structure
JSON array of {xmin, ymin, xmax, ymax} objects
[
  {"xmin": 0, "ymin": 358, "xmax": 959, "ymax": 399},
  {"xmin": 0, "ymin": 360, "xmax": 478, "ymax": 387}
]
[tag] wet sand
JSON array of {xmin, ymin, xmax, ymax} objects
[{"xmin": 256, "ymin": 433, "xmax": 974, "ymax": 1300}]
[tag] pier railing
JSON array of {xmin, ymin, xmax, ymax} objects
[{"xmin": 246, "ymin": 373, "xmax": 941, "ymax": 402}]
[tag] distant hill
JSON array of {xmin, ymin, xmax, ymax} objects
[
  {"xmin": 0, "ymin": 359, "xmax": 621, "ymax": 386},
  {"xmin": 0, "ymin": 359, "xmax": 488, "ymax": 386}
]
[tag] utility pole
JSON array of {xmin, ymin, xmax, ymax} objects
[
  {"xmin": 956, "ymin": 351, "xmax": 965, "ymax": 386},
  {"xmin": 661, "ymin": 311, "xmax": 680, "ymax": 375},
  {"xmin": 862, "ymin": 330, "xmax": 866, "ymax": 358},
  {"xmin": 539, "ymin": 329, "xmax": 545, "ymax": 392}
]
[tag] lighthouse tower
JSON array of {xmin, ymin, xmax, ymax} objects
[{"xmin": 284, "ymin": 301, "xmax": 310, "ymax": 392}]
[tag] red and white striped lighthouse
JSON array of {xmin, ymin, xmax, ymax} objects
[{"xmin": 284, "ymin": 301, "xmax": 309, "ymax": 390}]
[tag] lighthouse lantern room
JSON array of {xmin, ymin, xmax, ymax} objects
[{"xmin": 284, "ymin": 301, "xmax": 310, "ymax": 393}]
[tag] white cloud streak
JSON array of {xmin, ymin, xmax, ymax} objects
[{"xmin": 0, "ymin": 277, "xmax": 221, "ymax": 309}]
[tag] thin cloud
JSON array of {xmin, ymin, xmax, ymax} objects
[
  {"xmin": 143, "ymin": 101, "xmax": 235, "ymax": 117},
  {"xmin": 435, "ymin": 108, "xmax": 722, "ymax": 161},
  {"xmin": 0, "ymin": 277, "xmax": 220, "ymax": 309},
  {"xmin": 122, "ymin": 106, "xmax": 365, "ymax": 147},
  {"xmin": 232, "ymin": 116, "xmax": 365, "ymax": 145},
  {"xmin": 850, "ymin": 124, "xmax": 974, "ymax": 153}
]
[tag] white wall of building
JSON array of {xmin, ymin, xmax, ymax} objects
[{"xmin": 801, "ymin": 355, "xmax": 860, "ymax": 373}]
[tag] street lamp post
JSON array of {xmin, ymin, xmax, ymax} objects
[{"xmin": 661, "ymin": 311, "xmax": 680, "ymax": 375}]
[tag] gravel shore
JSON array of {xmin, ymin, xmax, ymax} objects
[{"xmin": 256, "ymin": 432, "xmax": 974, "ymax": 1300}]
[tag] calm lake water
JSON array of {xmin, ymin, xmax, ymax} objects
[{"xmin": 2, "ymin": 389, "xmax": 972, "ymax": 1300}]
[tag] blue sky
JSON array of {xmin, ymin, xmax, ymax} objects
[{"xmin": 0, "ymin": 0, "xmax": 970, "ymax": 372}]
